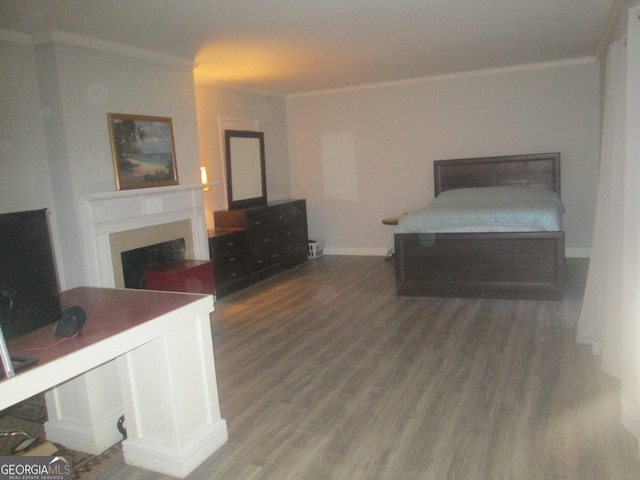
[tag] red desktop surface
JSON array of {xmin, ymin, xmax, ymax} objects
[{"xmin": 6, "ymin": 287, "xmax": 211, "ymax": 368}]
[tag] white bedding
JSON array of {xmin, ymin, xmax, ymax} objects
[
  {"xmin": 388, "ymin": 186, "xmax": 564, "ymax": 254},
  {"xmin": 395, "ymin": 186, "xmax": 564, "ymax": 234}
]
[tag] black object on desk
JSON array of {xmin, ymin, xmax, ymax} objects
[{"xmin": 53, "ymin": 304, "xmax": 86, "ymax": 337}]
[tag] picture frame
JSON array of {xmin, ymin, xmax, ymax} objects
[{"xmin": 108, "ymin": 113, "xmax": 179, "ymax": 190}]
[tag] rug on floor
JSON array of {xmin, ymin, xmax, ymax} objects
[{"xmin": 0, "ymin": 394, "xmax": 122, "ymax": 479}]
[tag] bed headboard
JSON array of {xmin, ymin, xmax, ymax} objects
[{"xmin": 434, "ymin": 153, "xmax": 561, "ymax": 196}]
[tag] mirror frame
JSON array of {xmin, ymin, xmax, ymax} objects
[{"xmin": 224, "ymin": 130, "xmax": 267, "ymax": 210}]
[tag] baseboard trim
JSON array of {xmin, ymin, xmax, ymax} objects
[
  {"xmin": 565, "ymin": 247, "xmax": 590, "ymax": 258},
  {"xmin": 324, "ymin": 246, "xmax": 388, "ymax": 256}
]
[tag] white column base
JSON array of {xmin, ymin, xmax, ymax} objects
[
  {"xmin": 44, "ymin": 362, "xmax": 124, "ymax": 455},
  {"xmin": 43, "ymin": 409, "xmax": 123, "ymax": 455},
  {"xmin": 117, "ymin": 305, "xmax": 228, "ymax": 477},
  {"xmin": 123, "ymin": 419, "xmax": 228, "ymax": 478}
]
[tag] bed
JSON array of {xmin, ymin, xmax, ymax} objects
[{"xmin": 394, "ymin": 153, "xmax": 565, "ymax": 300}]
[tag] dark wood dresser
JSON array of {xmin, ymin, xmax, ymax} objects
[{"xmin": 209, "ymin": 199, "xmax": 308, "ymax": 297}]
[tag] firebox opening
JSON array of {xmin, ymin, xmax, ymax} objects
[
  {"xmin": 108, "ymin": 219, "xmax": 195, "ymax": 289},
  {"xmin": 121, "ymin": 238, "xmax": 185, "ymax": 289}
]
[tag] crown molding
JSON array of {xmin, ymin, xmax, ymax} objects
[
  {"xmin": 287, "ymin": 57, "xmax": 597, "ymax": 99},
  {"xmin": 28, "ymin": 29, "xmax": 194, "ymax": 68},
  {"xmin": 193, "ymin": 74, "xmax": 286, "ymax": 98},
  {"xmin": 595, "ymin": 0, "xmax": 626, "ymax": 60},
  {"xmin": 0, "ymin": 28, "xmax": 31, "ymax": 45}
]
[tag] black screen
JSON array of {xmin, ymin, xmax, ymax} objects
[{"xmin": 0, "ymin": 209, "xmax": 62, "ymax": 340}]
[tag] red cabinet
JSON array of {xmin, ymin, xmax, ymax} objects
[{"xmin": 145, "ymin": 260, "xmax": 215, "ymax": 295}]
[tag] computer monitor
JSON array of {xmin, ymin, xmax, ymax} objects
[{"xmin": 0, "ymin": 209, "xmax": 62, "ymax": 341}]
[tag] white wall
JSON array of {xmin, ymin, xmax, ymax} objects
[
  {"xmin": 286, "ymin": 61, "xmax": 601, "ymax": 257},
  {"xmin": 1, "ymin": 35, "xmax": 203, "ymax": 288},
  {"xmin": 41, "ymin": 41, "xmax": 202, "ymax": 288},
  {"xmin": 194, "ymin": 84, "xmax": 290, "ymax": 231},
  {"xmin": 0, "ymin": 36, "xmax": 65, "ymax": 281},
  {"xmin": 0, "ymin": 39, "xmax": 54, "ymax": 213},
  {"xmin": 47, "ymin": 44, "xmax": 201, "ymax": 196}
]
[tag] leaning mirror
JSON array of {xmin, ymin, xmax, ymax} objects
[{"xmin": 224, "ymin": 130, "xmax": 267, "ymax": 209}]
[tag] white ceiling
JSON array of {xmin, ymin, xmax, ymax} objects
[{"xmin": 0, "ymin": 0, "xmax": 620, "ymax": 95}]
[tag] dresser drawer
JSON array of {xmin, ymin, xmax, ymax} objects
[
  {"xmin": 209, "ymin": 230, "xmax": 246, "ymax": 258},
  {"xmin": 214, "ymin": 254, "xmax": 249, "ymax": 281},
  {"xmin": 244, "ymin": 208, "xmax": 268, "ymax": 230},
  {"xmin": 279, "ymin": 223, "xmax": 307, "ymax": 244},
  {"xmin": 269, "ymin": 200, "xmax": 306, "ymax": 227},
  {"xmin": 248, "ymin": 232, "xmax": 281, "ymax": 271}
]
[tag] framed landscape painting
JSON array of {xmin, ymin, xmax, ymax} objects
[{"xmin": 108, "ymin": 113, "xmax": 179, "ymax": 190}]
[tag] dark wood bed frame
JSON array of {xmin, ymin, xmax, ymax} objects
[{"xmin": 394, "ymin": 153, "xmax": 565, "ymax": 300}]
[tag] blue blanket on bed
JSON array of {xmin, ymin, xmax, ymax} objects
[{"xmin": 395, "ymin": 186, "xmax": 565, "ymax": 234}]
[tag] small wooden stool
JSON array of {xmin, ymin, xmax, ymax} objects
[{"xmin": 381, "ymin": 216, "xmax": 400, "ymax": 260}]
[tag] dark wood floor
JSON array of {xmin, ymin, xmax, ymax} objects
[{"xmin": 95, "ymin": 256, "xmax": 639, "ymax": 479}]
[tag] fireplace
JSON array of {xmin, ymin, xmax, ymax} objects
[
  {"xmin": 121, "ymin": 238, "xmax": 186, "ymax": 289},
  {"xmin": 109, "ymin": 220, "xmax": 194, "ymax": 288},
  {"xmin": 79, "ymin": 185, "xmax": 210, "ymax": 288}
]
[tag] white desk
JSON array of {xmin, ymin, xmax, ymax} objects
[{"xmin": 0, "ymin": 287, "xmax": 228, "ymax": 478}]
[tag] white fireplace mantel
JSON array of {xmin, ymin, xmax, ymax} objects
[{"xmin": 79, "ymin": 184, "xmax": 212, "ymax": 288}]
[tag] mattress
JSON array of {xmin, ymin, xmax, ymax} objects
[{"xmin": 395, "ymin": 186, "xmax": 565, "ymax": 235}]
